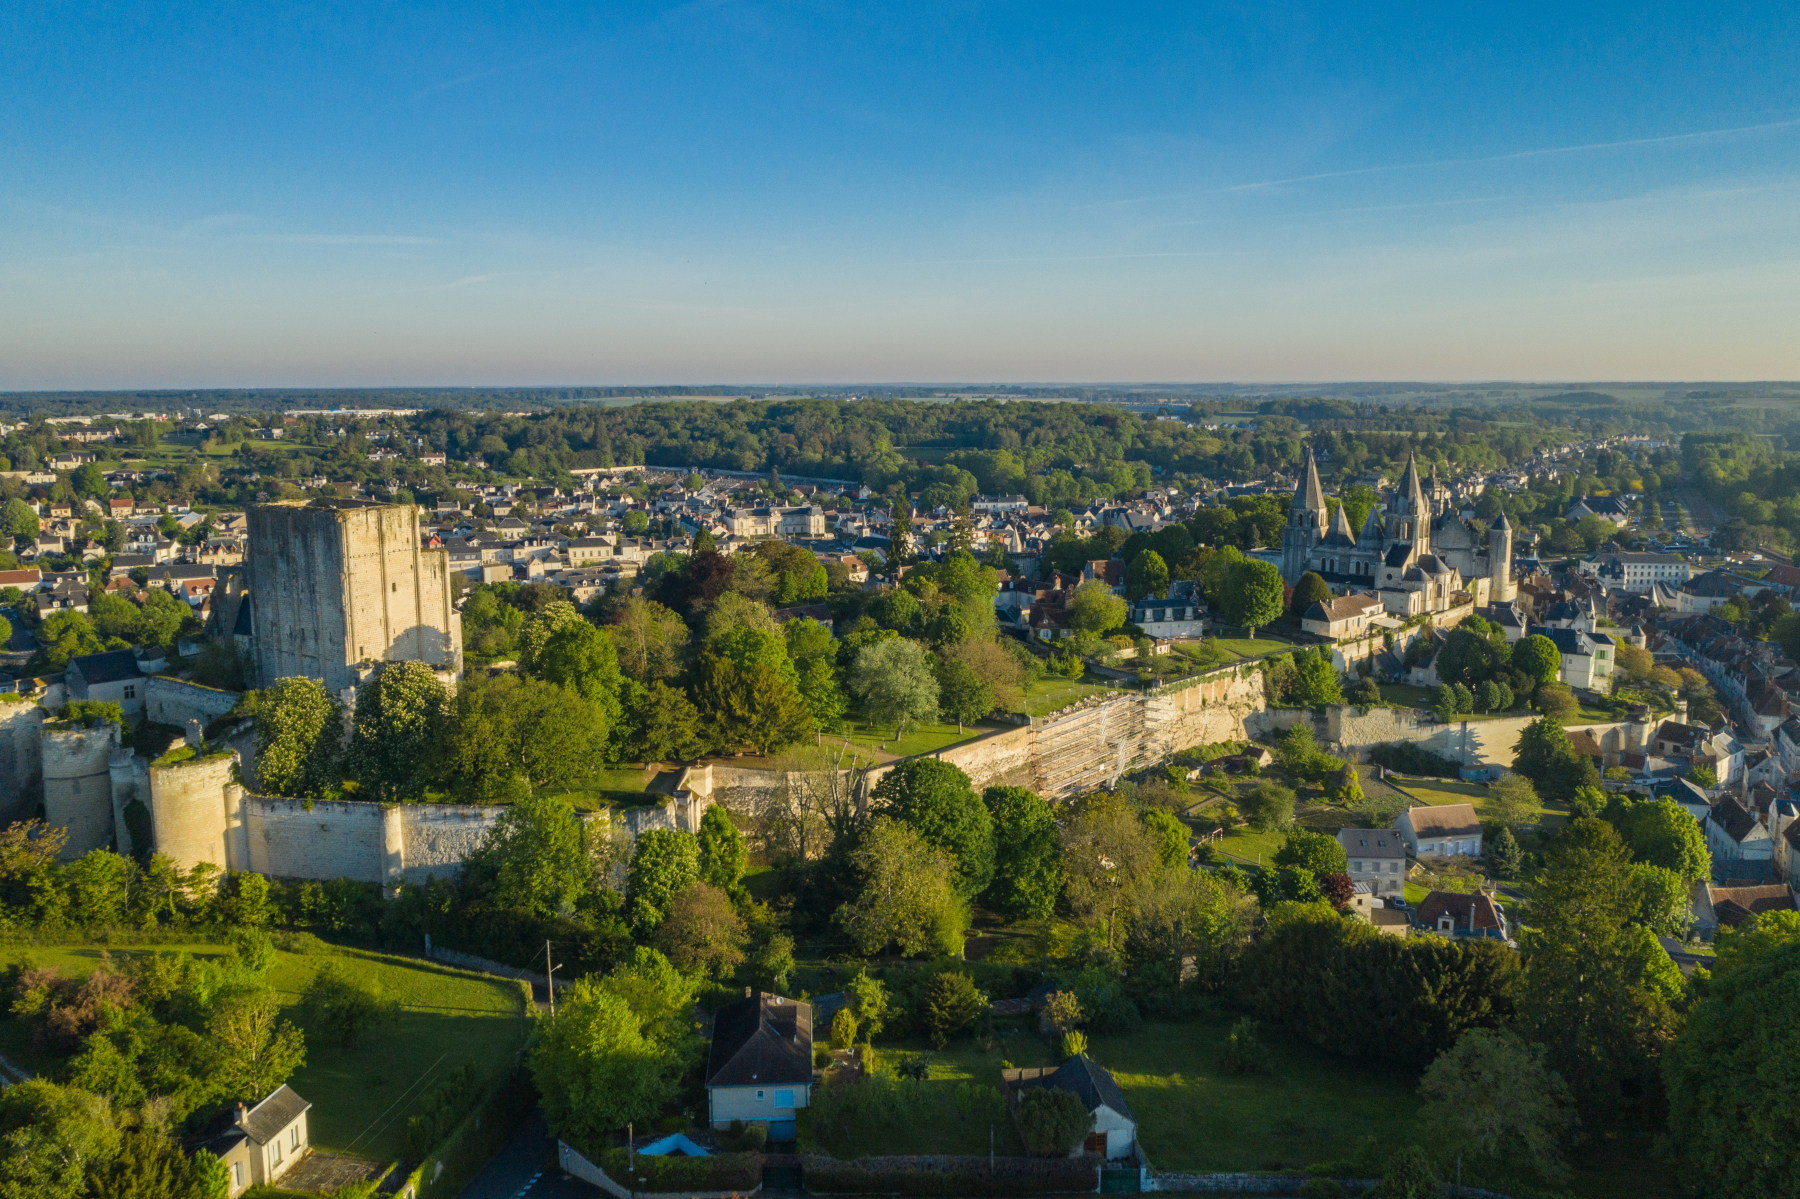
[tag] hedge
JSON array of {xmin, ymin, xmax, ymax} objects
[
  {"xmin": 801, "ymin": 1154, "xmax": 1098, "ymax": 1195},
  {"xmin": 1368, "ymin": 741, "xmax": 1462, "ymax": 778},
  {"xmin": 404, "ymin": 1064, "xmax": 538, "ymax": 1199},
  {"xmin": 591, "ymin": 1147, "xmax": 762, "ymax": 1193}
]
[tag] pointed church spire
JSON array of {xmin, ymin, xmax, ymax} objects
[
  {"xmin": 1330, "ymin": 499, "xmax": 1354, "ymax": 539},
  {"xmin": 1398, "ymin": 455, "xmax": 1424, "ymax": 513},
  {"xmin": 1294, "ymin": 447, "xmax": 1326, "ymax": 514}
]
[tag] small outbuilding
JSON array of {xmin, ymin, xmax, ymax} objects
[{"xmin": 1002, "ymin": 1054, "xmax": 1137, "ymax": 1160}]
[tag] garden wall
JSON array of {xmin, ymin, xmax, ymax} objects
[{"xmin": 1320, "ymin": 707, "xmax": 1651, "ymax": 767}]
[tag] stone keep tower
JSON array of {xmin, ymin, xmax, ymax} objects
[
  {"xmin": 248, "ymin": 500, "xmax": 462, "ymax": 693},
  {"xmin": 1488, "ymin": 512, "xmax": 1516, "ymax": 602}
]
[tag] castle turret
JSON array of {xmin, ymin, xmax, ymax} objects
[
  {"xmin": 42, "ymin": 721, "xmax": 120, "ymax": 859},
  {"xmin": 1385, "ymin": 455, "xmax": 1430, "ymax": 548},
  {"xmin": 1280, "ymin": 448, "xmax": 1329, "ymax": 582},
  {"xmin": 1488, "ymin": 512, "xmax": 1516, "ymax": 601}
]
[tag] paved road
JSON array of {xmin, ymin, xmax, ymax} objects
[{"xmin": 455, "ymin": 1113, "xmax": 593, "ymax": 1199}]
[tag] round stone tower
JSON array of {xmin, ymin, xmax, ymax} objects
[
  {"xmin": 149, "ymin": 750, "xmax": 246, "ymax": 872},
  {"xmin": 42, "ymin": 722, "xmax": 121, "ymax": 859}
]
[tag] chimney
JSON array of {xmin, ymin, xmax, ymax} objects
[
  {"xmin": 234, "ymin": 1103, "xmax": 247, "ymax": 1127},
  {"xmin": 745, "ymin": 986, "xmax": 752, "ymax": 999}
]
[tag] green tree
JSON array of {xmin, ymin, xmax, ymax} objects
[
  {"xmin": 1239, "ymin": 781, "xmax": 1296, "ymax": 833},
  {"xmin": 607, "ymin": 597, "xmax": 689, "ymax": 682},
  {"xmin": 208, "ymin": 991, "xmax": 307, "ymax": 1099},
  {"xmin": 625, "ymin": 680, "xmax": 708, "ymax": 761},
  {"xmin": 37, "ymin": 610, "xmax": 103, "ymax": 670},
  {"xmin": 529, "ymin": 618, "xmax": 624, "ymax": 726},
  {"xmin": 653, "ymin": 881, "xmax": 746, "ymax": 978},
  {"xmin": 830, "ymin": 1007, "xmax": 858, "ymax": 1051},
  {"xmin": 1418, "ymin": 1029, "xmax": 1574, "ymax": 1183},
  {"xmin": 932, "ymin": 654, "xmax": 993, "ymax": 732},
  {"xmin": 1623, "ymin": 798, "xmax": 1710, "ymax": 881},
  {"xmin": 463, "ymin": 792, "xmax": 593, "ymax": 918},
  {"xmin": 530, "ymin": 979, "xmax": 684, "ymax": 1146},
  {"xmin": 1274, "ymin": 829, "xmax": 1348, "ymax": 876},
  {"xmin": 1536, "ymin": 684, "xmax": 1579, "ymax": 721},
  {"xmin": 1511, "ymin": 718, "xmax": 1599, "ymax": 804},
  {"xmin": 872, "ymin": 759, "xmax": 994, "ymax": 901},
  {"xmin": 847, "ymin": 637, "xmax": 940, "ymax": 738},
  {"xmin": 835, "ymin": 818, "xmax": 964, "ymax": 957},
  {"xmin": 1628, "ymin": 862, "xmax": 1690, "ymax": 937},
  {"xmin": 515, "ymin": 600, "xmax": 587, "ymax": 674},
  {"xmin": 1142, "ymin": 808, "xmax": 1189, "ymax": 871},
  {"xmin": 1060, "ymin": 794, "xmax": 1162, "ymax": 950},
  {"xmin": 440, "ymin": 673, "xmax": 611, "ymax": 798},
  {"xmin": 981, "ymin": 785, "xmax": 1062, "ymax": 921},
  {"xmin": 1125, "ymin": 550, "xmax": 1170, "ymax": 601},
  {"xmin": 1517, "ymin": 818, "xmax": 1681, "ymax": 1116},
  {"xmin": 1289, "ymin": 647, "xmax": 1344, "ymax": 705},
  {"xmin": 1226, "ymin": 559, "xmax": 1284, "ymax": 637},
  {"xmin": 696, "ymin": 805, "xmax": 746, "ymax": 895},
  {"xmin": 796, "ymin": 655, "xmax": 849, "ymax": 732},
  {"xmin": 625, "ymin": 829, "xmax": 701, "ymax": 931},
  {"xmin": 250, "ymin": 677, "xmax": 344, "ymax": 799},
  {"xmin": 346, "ymin": 661, "xmax": 447, "ymax": 800},
  {"xmin": 300, "ymin": 959, "xmax": 396, "ymax": 1047},
  {"xmin": 1, "ymin": 497, "xmax": 40, "ymax": 540},
  {"xmin": 0, "ymin": 1079, "xmax": 120, "ymax": 1199},
  {"xmin": 1068, "ymin": 579, "xmax": 1127, "ymax": 636},
  {"xmin": 1369, "ymin": 1145, "xmax": 1437, "ymax": 1199},
  {"xmin": 1483, "ymin": 825, "xmax": 1523, "ymax": 879},
  {"xmin": 1512, "ymin": 634, "xmax": 1561, "ymax": 690},
  {"xmin": 692, "ymin": 648, "xmax": 813, "ymax": 756},
  {"xmin": 1663, "ymin": 939, "xmax": 1800, "ymax": 1199},
  {"xmin": 1288, "ymin": 571, "xmax": 1331, "ymax": 616},
  {"xmin": 920, "ymin": 972, "xmax": 987, "ymax": 1048},
  {"xmin": 1015, "ymin": 1087, "xmax": 1091, "ymax": 1156}
]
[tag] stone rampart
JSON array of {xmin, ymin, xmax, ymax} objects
[
  {"xmin": 1320, "ymin": 706, "xmax": 1650, "ymax": 768},
  {"xmin": 0, "ymin": 700, "xmax": 44, "ymax": 824},
  {"xmin": 244, "ymin": 796, "xmax": 387, "ymax": 882},
  {"xmin": 144, "ymin": 677, "xmax": 242, "ymax": 730},
  {"xmin": 149, "ymin": 752, "xmax": 245, "ymax": 871},
  {"xmin": 42, "ymin": 725, "xmax": 120, "ymax": 859}
]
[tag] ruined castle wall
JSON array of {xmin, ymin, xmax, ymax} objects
[
  {"xmin": 248, "ymin": 501, "xmax": 462, "ymax": 694},
  {"xmin": 395, "ymin": 803, "xmax": 508, "ymax": 884},
  {"xmin": 149, "ymin": 752, "xmax": 243, "ymax": 871},
  {"xmin": 0, "ymin": 699, "xmax": 44, "ymax": 824},
  {"xmin": 145, "ymin": 677, "xmax": 242, "ymax": 730},
  {"xmin": 43, "ymin": 725, "xmax": 120, "ymax": 858},
  {"xmin": 244, "ymin": 796, "xmax": 387, "ymax": 883}
]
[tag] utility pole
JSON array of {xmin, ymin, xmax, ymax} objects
[{"xmin": 545, "ymin": 940, "xmax": 561, "ymax": 1017}]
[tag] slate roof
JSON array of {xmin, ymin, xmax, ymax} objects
[
  {"xmin": 1414, "ymin": 890, "xmax": 1507, "ymax": 935},
  {"xmin": 240, "ymin": 1084, "xmax": 310, "ymax": 1146},
  {"xmin": 68, "ymin": 648, "xmax": 142, "ymax": 686},
  {"xmin": 1004, "ymin": 1054, "xmax": 1134, "ymax": 1122},
  {"xmin": 705, "ymin": 992, "xmax": 812, "ymax": 1088},
  {"xmin": 1709, "ymin": 797, "xmax": 1761, "ymax": 844},
  {"xmin": 1708, "ymin": 885, "xmax": 1794, "ymax": 928},
  {"xmin": 1337, "ymin": 828, "xmax": 1406, "ymax": 859}
]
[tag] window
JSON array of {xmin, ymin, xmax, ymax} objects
[
  {"xmin": 291, "ymin": 1126, "xmax": 300, "ymax": 1150},
  {"xmin": 755, "ymin": 1089, "xmax": 766, "ymax": 1101},
  {"xmin": 123, "ymin": 685, "xmax": 136, "ymax": 699},
  {"xmin": 272, "ymin": 1140, "xmax": 282, "ymax": 1164},
  {"xmin": 233, "ymin": 1162, "xmax": 245, "ymax": 1188}
]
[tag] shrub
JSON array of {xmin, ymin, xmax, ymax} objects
[
  {"xmin": 1299, "ymin": 1181, "xmax": 1347, "ymax": 1199},
  {"xmin": 1016, "ymin": 1087, "xmax": 1091, "ymax": 1156},
  {"xmin": 800, "ymin": 1155, "xmax": 1095, "ymax": 1195},
  {"xmin": 1221, "ymin": 1017, "xmax": 1268, "ymax": 1075},
  {"xmin": 594, "ymin": 1147, "xmax": 761, "ymax": 1193}
]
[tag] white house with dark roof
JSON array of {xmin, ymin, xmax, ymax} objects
[
  {"xmin": 1540, "ymin": 626, "xmax": 1615, "ymax": 692},
  {"xmin": 1300, "ymin": 591, "xmax": 1385, "ymax": 639},
  {"xmin": 1397, "ymin": 803, "xmax": 1482, "ymax": 859},
  {"xmin": 1002, "ymin": 1054, "xmax": 1137, "ymax": 1160},
  {"xmin": 203, "ymin": 1083, "xmax": 311, "ymax": 1196},
  {"xmin": 705, "ymin": 990, "xmax": 812, "ymax": 1139}
]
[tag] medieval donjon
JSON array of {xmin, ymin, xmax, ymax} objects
[
  {"xmin": 247, "ymin": 500, "xmax": 463, "ymax": 692},
  {"xmin": 1279, "ymin": 449, "xmax": 1515, "ymax": 616}
]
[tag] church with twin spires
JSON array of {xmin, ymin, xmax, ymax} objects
[{"xmin": 1279, "ymin": 448, "xmax": 1516, "ymax": 617}]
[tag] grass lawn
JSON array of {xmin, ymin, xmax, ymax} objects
[
  {"xmin": 834, "ymin": 716, "xmax": 998, "ymax": 760},
  {"xmin": 1204, "ymin": 637, "xmax": 1292, "ymax": 660},
  {"xmin": 1390, "ymin": 777, "xmax": 1570, "ymax": 831},
  {"xmin": 0, "ymin": 941, "xmax": 529, "ymax": 1162},
  {"xmin": 1022, "ymin": 673, "xmax": 1117, "ymax": 716}
]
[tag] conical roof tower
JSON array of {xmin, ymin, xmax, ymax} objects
[{"xmin": 1293, "ymin": 448, "xmax": 1326, "ymax": 514}]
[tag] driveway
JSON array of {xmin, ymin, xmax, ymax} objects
[{"xmin": 455, "ymin": 1112, "xmax": 593, "ymax": 1199}]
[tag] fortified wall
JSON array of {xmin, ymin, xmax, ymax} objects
[
  {"xmin": 43, "ymin": 725, "xmax": 129, "ymax": 860},
  {"xmin": 0, "ymin": 699, "xmax": 44, "ymax": 824}
]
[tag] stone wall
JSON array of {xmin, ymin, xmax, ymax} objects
[
  {"xmin": 144, "ymin": 677, "xmax": 242, "ymax": 730},
  {"xmin": 42, "ymin": 725, "xmax": 120, "ymax": 859},
  {"xmin": 0, "ymin": 699, "xmax": 44, "ymax": 824},
  {"xmin": 1320, "ymin": 706, "xmax": 1650, "ymax": 768},
  {"xmin": 149, "ymin": 752, "xmax": 244, "ymax": 871}
]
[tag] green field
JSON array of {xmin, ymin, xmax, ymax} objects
[
  {"xmin": 0, "ymin": 940, "xmax": 529, "ymax": 1162},
  {"xmin": 1204, "ymin": 637, "xmax": 1293, "ymax": 660},
  {"xmin": 835, "ymin": 716, "xmax": 1000, "ymax": 759},
  {"xmin": 1023, "ymin": 673, "xmax": 1118, "ymax": 716}
]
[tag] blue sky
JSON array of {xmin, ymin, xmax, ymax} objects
[{"xmin": 3, "ymin": 2, "xmax": 1797, "ymax": 388}]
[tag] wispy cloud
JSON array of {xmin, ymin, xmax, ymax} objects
[
  {"xmin": 268, "ymin": 234, "xmax": 440, "ymax": 245},
  {"xmin": 1223, "ymin": 116, "xmax": 1800, "ymax": 193},
  {"xmin": 910, "ymin": 250, "xmax": 1233, "ymax": 266},
  {"xmin": 411, "ymin": 66, "xmax": 512, "ymax": 101}
]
